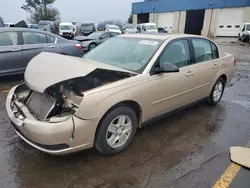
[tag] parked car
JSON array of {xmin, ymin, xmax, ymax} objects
[
  {"xmin": 238, "ymin": 23, "xmax": 250, "ymax": 42},
  {"xmin": 28, "ymin": 24, "xmax": 38, "ymax": 29},
  {"xmin": 38, "ymin": 20, "xmax": 57, "ymax": 34},
  {"xmin": 105, "ymin": 25, "xmax": 122, "ymax": 34},
  {"xmin": 59, "ymin": 22, "xmax": 77, "ymax": 39},
  {"xmin": 122, "ymin": 24, "xmax": 138, "ymax": 34},
  {"xmin": 0, "ymin": 28, "xmax": 83, "ymax": 76},
  {"xmin": 158, "ymin": 27, "xmax": 168, "ymax": 33},
  {"xmin": 80, "ymin": 22, "xmax": 97, "ymax": 36},
  {"xmin": 4, "ymin": 22, "xmax": 15, "ymax": 27},
  {"xmin": 6, "ymin": 34, "xmax": 235, "ymax": 155},
  {"xmin": 137, "ymin": 23, "xmax": 158, "ymax": 33},
  {"xmin": 74, "ymin": 31, "xmax": 119, "ymax": 51}
]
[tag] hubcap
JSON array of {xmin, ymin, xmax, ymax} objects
[
  {"xmin": 90, "ymin": 44, "xmax": 96, "ymax": 50},
  {"xmin": 106, "ymin": 115, "xmax": 132, "ymax": 149},
  {"xmin": 213, "ymin": 81, "xmax": 223, "ymax": 102}
]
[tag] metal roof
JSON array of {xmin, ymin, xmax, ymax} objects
[{"xmin": 132, "ymin": 0, "xmax": 250, "ymax": 14}]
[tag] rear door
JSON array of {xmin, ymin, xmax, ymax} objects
[
  {"xmin": 21, "ymin": 31, "xmax": 56, "ymax": 66},
  {"xmin": 187, "ymin": 38, "xmax": 220, "ymax": 100},
  {"xmin": 0, "ymin": 31, "xmax": 23, "ymax": 75},
  {"xmin": 100, "ymin": 32, "xmax": 111, "ymax": 43}
]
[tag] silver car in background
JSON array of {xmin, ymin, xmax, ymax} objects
[{"xmin": 0, "ymin": 28, "xmax": 83, "ymax": 76}]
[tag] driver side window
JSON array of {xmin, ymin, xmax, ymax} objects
[{"xmin": 159, "ymin": 40, "xmax": 191, "ymax": 68}]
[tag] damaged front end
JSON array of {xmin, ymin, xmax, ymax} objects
[
  {"xmin": 15, "ymin": 69, "xmax": 133, "ymax": 122},
  {"xmin": 6, "ymin": 52, "xmax": 136, "ymax": 154}
]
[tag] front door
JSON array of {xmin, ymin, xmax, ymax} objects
[
  {"xmin": 0, "ymin": 31, "xmax": 23, "ymax": 75},
  {"xmin": 144, "ymin": 39, "xmax": 197, "ymax": 119}
]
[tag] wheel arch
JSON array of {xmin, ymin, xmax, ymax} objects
[
  {"xmin": 94, "ymin": 100, "xmax": 142, "ymax": 143},
  {"xmin": 220, "ymin": 74, "xmax": 227, "ymax": 84}
]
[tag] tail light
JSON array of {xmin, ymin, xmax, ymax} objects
[
  {"xmin": 234, "ymin": 58, "xmax": 237, "ymax": 66},
  {"xmin": 76, "ymin": 44, "xmax": 82, "ymax": 50}
]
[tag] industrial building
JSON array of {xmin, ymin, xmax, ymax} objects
[{"xmin": 132, "ymin": 0, "xmax": 250, "ymax": 37}]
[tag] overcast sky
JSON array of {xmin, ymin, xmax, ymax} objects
[{"xmin": 1, "ymin": 0, "xmax": 140, "ymax": 23}]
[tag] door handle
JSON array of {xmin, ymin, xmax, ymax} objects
[
  {"xmin": 213, "ymin": 64, "xmax": 219, "ymax": 69},
  {"xmin": 48, "ymin": 45, "xmax": 55, "ymax": 48},
  {"xmin": 10, "ymin": 48, "xmax": 22, "ymax": 52},
  {"xmin": 186, "ymin": 71, "xmax": 194, "ymax": 77}
]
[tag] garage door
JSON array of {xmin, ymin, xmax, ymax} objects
[
  {"xmin": 216, "ymin": 8, "xmax": 244, "ymax": 37},
  {"xmin": 157, "ymin": 12, "xmax": 175, "ymax": 29}
]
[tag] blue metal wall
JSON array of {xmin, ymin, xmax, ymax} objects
[{"xmin": 132, "ymin": 0, "xmax": 250, "ymax": 14}]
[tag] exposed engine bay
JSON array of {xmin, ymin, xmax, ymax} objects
[{"xmin": 14, "ymin": 69, "xmax": 134, "ymax": 121}]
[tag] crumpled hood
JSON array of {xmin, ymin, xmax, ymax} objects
[{"xmin": 25, "ymin": 52, "xmax": 135, "ymax": 93}]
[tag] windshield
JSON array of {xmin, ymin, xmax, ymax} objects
[
  {"xmin": 30, "ymin": 25, "xmax": 38, "ymax": 29},
  {"xmin": 81, "ymin": 24, "xmax": 94, "ymax": 31},
  {"xmin": 110, "ymin": 26, "xmax": 120, "ymax": 30},
  {"xmin": 84, "ymin": 37, "xmax": 162, "ymax": 73},
  {"xmin": 60, "ymin": 25, "xmax": 73, "ymax": 30},
  {"xmin": 124, "ymin": 25, "xmax": 136, "ymax": 30},
  {"xmin": 146, "ymin": 25, "xmax": 157, "ymax": 31},
  {"xmin": 246, "ymin": 24, "xmax": 250, "ymax": 31}
]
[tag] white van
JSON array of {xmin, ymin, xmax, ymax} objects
[
  {"xmin": 105, "ymin": 25, "xmax": 122, "ymax": 34},
  {"xmin": 137, "ymin": 23, "xmax": 158, "ymax": 33},
  {"xmin": 238, "ymin": 23, "xmax": 250, "ymax": 42},
  {"xmin": 59, "ymin": 22, "xmax": 77, "ymax": 39}
]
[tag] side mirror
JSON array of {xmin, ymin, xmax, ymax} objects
[{"xmin": 153, "ymin": 63, "xmax": 179, "ymax": 74}]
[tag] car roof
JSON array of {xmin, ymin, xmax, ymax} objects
[
  {"xmin": 0, "ymin": 27, "xmax": 61, "ymax": 38},
  {"xmin": 0, "ymin": 27, "xmax": 50, "ymax": 33},
  {"xmin": 120, "ymin": 33, "xmax": 209, "ymax": 41}
]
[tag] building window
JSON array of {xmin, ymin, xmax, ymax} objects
[
  {"xmin": 235, "ymin": 25, "xmax": 240, "ymax": 28},
  {"xmin": 219, "ymin": 25, "xmax": 224, "ymax": 28},
  {"xmin": 227, "ymin": 25, "xmax": 232, "ymax": 28}
]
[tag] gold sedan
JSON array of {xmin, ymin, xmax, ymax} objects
[{"xmin": 6, "ymin": 34, "xmax": 235, "ymax": 155}]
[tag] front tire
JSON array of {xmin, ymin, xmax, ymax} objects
[
  {"xmin": 95, "ymin": 106, "xmax": 137, "ymax": 155},
  {"xmin": 208, "ymin": 78, "xmax": 225, "ymax": 105}
]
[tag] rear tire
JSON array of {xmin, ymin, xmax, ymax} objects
[
  {"xmin": 208, "ymin": 78, "xmax": 225, "ymax": 105},
  {"xmin": 95, "ymin": 106, "xmax": 137, "ymax": 155},
  {"xmin": 89, "ymin": 43, "xmax": 97, "ymax": 51}
]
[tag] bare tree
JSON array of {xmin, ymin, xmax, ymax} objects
[{"xmin": 21, "ymin": 0, "xmax": 60, "ymax": 24}]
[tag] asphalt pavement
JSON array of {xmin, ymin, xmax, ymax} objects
[{"xmin": 0, "ymin": 38, "xmax": 250, "ymax": 188}]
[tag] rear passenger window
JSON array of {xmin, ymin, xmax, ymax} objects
[
  {"xmin": 23, "ymin": 32, "xmax": 47, "ymax": 44},
  {"xmin": 211, "ymin": 42, "xmax": 219, "ymax": 59},
  {"xmin": 0, "ymin": 32, "xmax": 18, "ymax": 46},
  {"xmin": 47, "ymin": 35, "xmax": 55, "ymax": 43},
  {"xmin": 110, "ymin": 32, "xmax": 119, "ymax": 37},
  {"xmin": 192, "ymin": 39, "xmax": 213, "ymax": 63},
  {"xmin": 159, "ymin": 40, "xmax": 191, "ymax": 68}
]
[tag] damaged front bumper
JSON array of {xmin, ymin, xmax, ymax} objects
[{"xmin": 6, "ymin": 85, "xmax": 98, "ymax": 155}]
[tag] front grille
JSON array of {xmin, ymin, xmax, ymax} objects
[{"xmin": 26, "ymin": 92, "xmax": 57, "ymax": 120}]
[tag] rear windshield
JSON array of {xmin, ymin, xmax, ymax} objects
[{"xmin": 81, "ymin": 24, "xmax": 94, "ymax": 31}]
